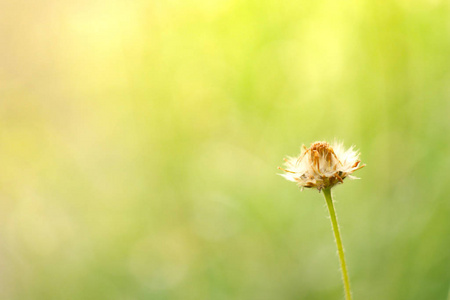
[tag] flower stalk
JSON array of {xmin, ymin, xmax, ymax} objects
[{"xmin": 323, "ymin": 188, "xmax": 352, "ymax": 300}]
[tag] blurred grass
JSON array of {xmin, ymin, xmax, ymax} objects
[{"xmin": 0, "ymin": 0, "xmax": 449, "ymax": 299}]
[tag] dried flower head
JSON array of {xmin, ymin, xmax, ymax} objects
[{"xmin": 278, "ymin": 141, "xmax": 365, "ymax": 191}]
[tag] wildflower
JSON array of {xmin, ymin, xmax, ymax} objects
[
  {"xmin": 278, "ymin": 141, "xmax": 365, "ymax": 191},
  {"xmin": 278, "ymin": 140, "xmax": 365, "ymax": 300}
]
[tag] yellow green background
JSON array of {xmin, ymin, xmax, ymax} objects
[{"xmin": 1, "ymin": 0, "xmax": 449, "ymax": 299}]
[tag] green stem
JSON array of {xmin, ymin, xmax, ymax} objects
[{"xmin": 322, "ymin": 188, "xmax": 352, "ymax": 300}]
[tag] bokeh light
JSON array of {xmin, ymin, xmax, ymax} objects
[{"xmin": 1, "ymin": 0, "xmax": 449, "ymax": 299}]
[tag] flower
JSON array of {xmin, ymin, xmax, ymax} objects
[{"xmin": 278, "ymin": 141, "xmax": 365, "ymax": 191}]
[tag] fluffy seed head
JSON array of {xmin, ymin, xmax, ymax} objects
[{"xmin": 278, "ymin": 141, "xmax": 365, "ymax": 191}]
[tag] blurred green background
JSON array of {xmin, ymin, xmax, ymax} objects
[{"xmin": 1, "ymin": 0, "xmax": 449, "ymax": 299}]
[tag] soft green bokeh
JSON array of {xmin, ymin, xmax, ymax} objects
[{"xmin": 1, "ymin": 0, "xmax": 449, "ymax": 299}]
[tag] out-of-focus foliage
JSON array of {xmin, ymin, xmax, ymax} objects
[{"xmin": 1, "ymin": 0, "xmax": 449, "ymax": 299}]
